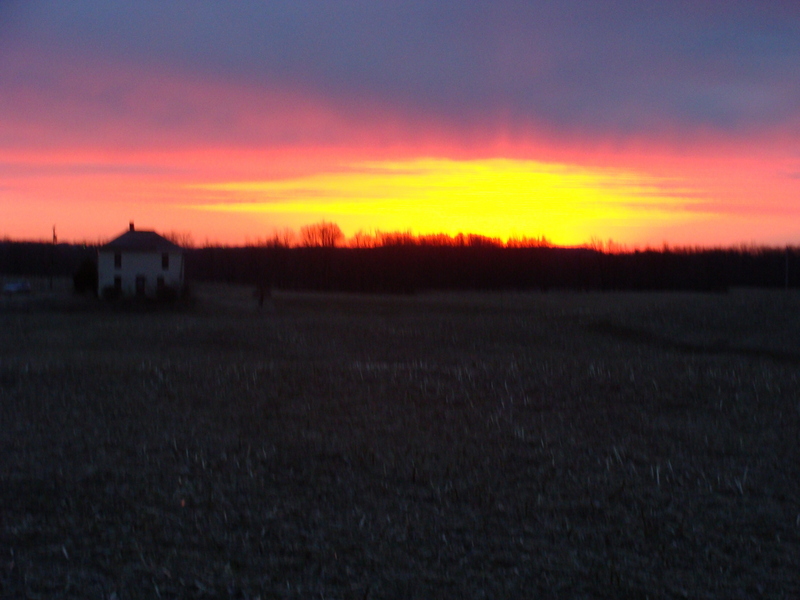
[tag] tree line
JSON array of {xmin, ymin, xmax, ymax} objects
[
  {"xmin": 1, "ymin": 237, "xmax": 798, "ymax": 294},
  {"xmin": 185, "ymin": 245, "xmax": 798, "ymax": 293},
  {"xmin": 233, "ymin": 221, "xmax": 552, "ymax": 250}
]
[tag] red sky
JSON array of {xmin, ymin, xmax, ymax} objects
[{"xmin": 2, "ymin": 2, "xmax": 799, "ymax": 247}]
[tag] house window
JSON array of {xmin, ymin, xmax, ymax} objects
[
  {"xmin": 114, "ymin": 252, "xmax": 121, "ymax": 268},
  {"xmin": 162, "ymin": 253, "xmax": 169, "ymax": 270},
  {"xmin": 157, "ymin": 276, "xmax": 165, "ymax": 291},
  {"xmin": 135, "ymin": 275, "xmax": 146, "ymax": 297},
  {"xmin": 114, "ymin": 276, "xmax": 122, "ymax": 292}
]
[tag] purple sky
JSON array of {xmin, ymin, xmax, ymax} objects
[{"xmin": 4, "ymin": 1, "xmax": 798, "ymax": 144}]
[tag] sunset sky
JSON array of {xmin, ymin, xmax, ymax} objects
[{"xmin": 1, "ymin": 1, "xmax": 799, "ymax": 247}]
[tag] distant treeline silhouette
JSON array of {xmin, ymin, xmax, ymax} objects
[
  {"xmin": 1, "ymin": 239, "xmax": 798, "ymax": 293},
  {"xmin": 0, "ymin": 242, "xmax": 95, "ymax": 280},
  {"xmin": 186, "ymin": 245, "xmax": 798, "ymax": 293}
]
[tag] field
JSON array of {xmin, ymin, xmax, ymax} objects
[{"xmin": 1, "ymin": 285, "xmax": 799, "ymax": 599}]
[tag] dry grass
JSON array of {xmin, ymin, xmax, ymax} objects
[{"xmin": 1, "ymin": 286, "xmax": 799, "ymax": 598}]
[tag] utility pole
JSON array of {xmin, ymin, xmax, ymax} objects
[
  {"xmin": 50, "ymin": 225, "xmax": 57, "ymax": 291},
  {"xmin": 786, "ymin": 246, "xmax": 790, "ymax": 291}
]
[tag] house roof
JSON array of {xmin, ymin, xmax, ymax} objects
[{"xmin": 100, "ymin": 230, "xmax": 183, "ymax": 253}]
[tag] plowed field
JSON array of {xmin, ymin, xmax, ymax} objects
[{"xmin": 2, "ymin": 287, "xmax": 799, "ymax": 598}]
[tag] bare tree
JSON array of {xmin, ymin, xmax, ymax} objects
[
  {"xmin": 350, "ymin": 229, "xmax": 376, "ymax": 248},
  {"xmin": 163, "ymin": 231, "xmax": 195, "ymax": 248},
  {"xmin": 300, "ymin": 221, "xmax": 344, "ymax": 248},
  {"xmin": 506, "ymin": 235, "xmax": 551, "ymax": 248},
  {"xmin": 270, "ymin": 227, "xmax": 297, "ymax": 247}
]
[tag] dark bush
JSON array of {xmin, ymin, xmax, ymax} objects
[{"xmin": 73, "ymin": 258, "xmax": 98, "ymax": 295}]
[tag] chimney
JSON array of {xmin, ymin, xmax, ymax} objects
[{"xmin": 129, "ymin": 221, "xmax": 135, "ymax": 232}]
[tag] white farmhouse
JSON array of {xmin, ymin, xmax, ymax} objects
[{"xmin": 98, "ymin": 223, "xmax": 185, "ymax": 298}]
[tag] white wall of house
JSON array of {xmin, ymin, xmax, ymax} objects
[{"xmin": 98, "ymin": 250, "xmax": 184, "ymax": 297}]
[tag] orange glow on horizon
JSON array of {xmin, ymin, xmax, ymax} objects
[
  {"xmin": 2, "ymin": 141, "xmax": 799, "ymax": 248},
  {"xmin": 3, "ymin": 47, "xmax": 800, "ymax": 247},
  {"xmin": 186, "ymin": 158, "xmax": 708, "ymax": 246}
]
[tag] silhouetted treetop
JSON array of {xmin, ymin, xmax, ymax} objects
[{"xmin": 300, "ymin": 221, "xmax": 344, "ymax": 247}]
